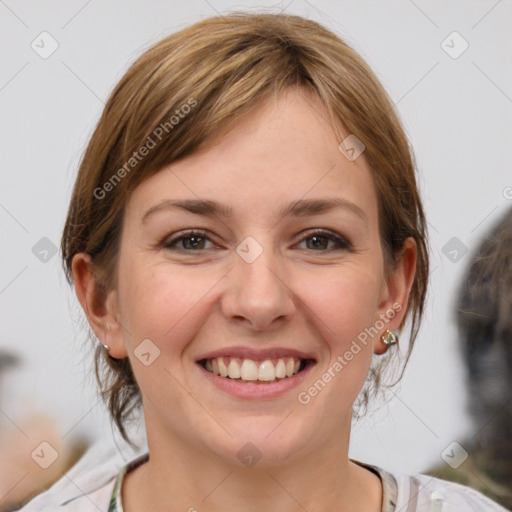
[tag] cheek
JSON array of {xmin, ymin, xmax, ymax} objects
[
  {"xmin": 301, "ymin": 264, "xmax": 383, "ymax": 340},
  {"xmin": 117, "ymin": 260, "xmax": 219, "ymax": 351},
  {"xmin": 296, "ymin": 263, "xmax": 383, "ymax": 397}
]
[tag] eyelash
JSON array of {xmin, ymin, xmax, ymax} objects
[{"xmin": 161, "ymin": 229, "xmax": 352, "ymax": 253}]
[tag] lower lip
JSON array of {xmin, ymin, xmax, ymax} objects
[{"xmin": 197, "ymin": 362, "xmax": 315, "ymax": 399}]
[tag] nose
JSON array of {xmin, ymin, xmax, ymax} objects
[{"xmin": 221, "ymin": 245, "xmax": 296, "ymax": 331}]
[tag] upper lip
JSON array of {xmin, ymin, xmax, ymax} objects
[{"xmin": 196, "ymin": 346, "xmax": 316, "ymax": 362}]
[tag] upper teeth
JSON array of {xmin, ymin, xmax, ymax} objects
[{"xmin": 204, "ymin": 357, "xmax": 302, "ymax": 382}]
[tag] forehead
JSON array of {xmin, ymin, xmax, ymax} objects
[{"xmin": 125, "ymin": 88, "xmax": 379, "ymax": 226}]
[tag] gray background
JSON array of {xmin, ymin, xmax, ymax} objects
[{"xmin": 1, "ymin": 0, "xmax": 511, "ymax": 476}]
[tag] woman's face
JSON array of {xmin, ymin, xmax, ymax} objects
[{"xmin": 100, "ymin": 88, "xmax": 412, "ymax": 466}]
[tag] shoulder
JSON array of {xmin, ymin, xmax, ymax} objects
[
  {"xmin": 17, "ymin": 437, "xmax": 148, "ymax": 512},
  {"xmin": 17, "ymin": 479, "xmax": 117, "ymax": 512},
  {"xmin": 387, "ymin": 467, "xmax": 510, "ymax": 511}
]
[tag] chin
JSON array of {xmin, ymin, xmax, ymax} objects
[{"xmin": 208, "ymin": 419, "xmax": 311, "ymax": 469}]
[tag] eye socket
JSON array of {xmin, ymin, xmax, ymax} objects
[
  {"xmin": 295, "ymin": 229, "xmax": 352, "ymax": 252},
  {"xmin": 161, "ymin": 228, "xmax": 352, "ymax": 253},
  {"xmin": 161, "ymin": 230, "xmax": 217, "ymax": 251}
]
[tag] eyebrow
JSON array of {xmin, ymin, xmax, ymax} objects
[{"xmin": 141, "ymin": 198, "xmax": 368, "ymax": 225}]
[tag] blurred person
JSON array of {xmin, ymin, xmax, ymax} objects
[
  {"xmin": 0, "ymin": 412, "xmax": 67, "ymax": 510},
  {"xmin": 427, "ymin": 206, "xmax": 512, "ymax": 508},
  {"xmin": 0, "ymin": 350, "xmax": 89, "ymax": 510}
]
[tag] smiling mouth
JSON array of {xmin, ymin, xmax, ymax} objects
[{"xmin": 199, "ymin": 356, "xmax": 315, "ymax": 383}]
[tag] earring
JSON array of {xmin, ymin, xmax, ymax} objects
[
  {"xmin": 381, "ymin": 330, "xmax": 398, "ymax": 346},
  {"xmin": 103, "ymin": 324, "xmax": 111, "ymax": 354}
]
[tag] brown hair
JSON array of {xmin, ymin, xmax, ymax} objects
[{"xmin": 61, "ymin": 12, "xmax": 429, "ymax": 444}]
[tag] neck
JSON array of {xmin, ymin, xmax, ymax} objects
[{"xmin": 122, "ymin": 414, "xmax": 382, "ymax": 512}]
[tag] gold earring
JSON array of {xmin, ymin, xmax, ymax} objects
[{"xmin": 381, "ymin": 330, "xmax": 398, "ymax": 346}]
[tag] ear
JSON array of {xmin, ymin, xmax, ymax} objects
[
  {"xmin": 71, "ymin": 253, "xmax": 128, "ymax": 359},
  {"xmin": 373, "ymin": 237, "xmax": 417, "ymax": 355}
]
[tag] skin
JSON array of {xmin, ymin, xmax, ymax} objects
[{"xmin": 73, "ymin": 87, "xmax": 416, "ymax": 511}]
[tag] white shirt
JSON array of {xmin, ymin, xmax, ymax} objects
[{"xmin": 18, "ymin": 438, "xmax": 509, "ymax": 512}]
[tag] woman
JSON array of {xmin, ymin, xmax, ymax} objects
[{"xmin": 20, "ymin": 12, "xmax": 508, "ymax": 512}]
